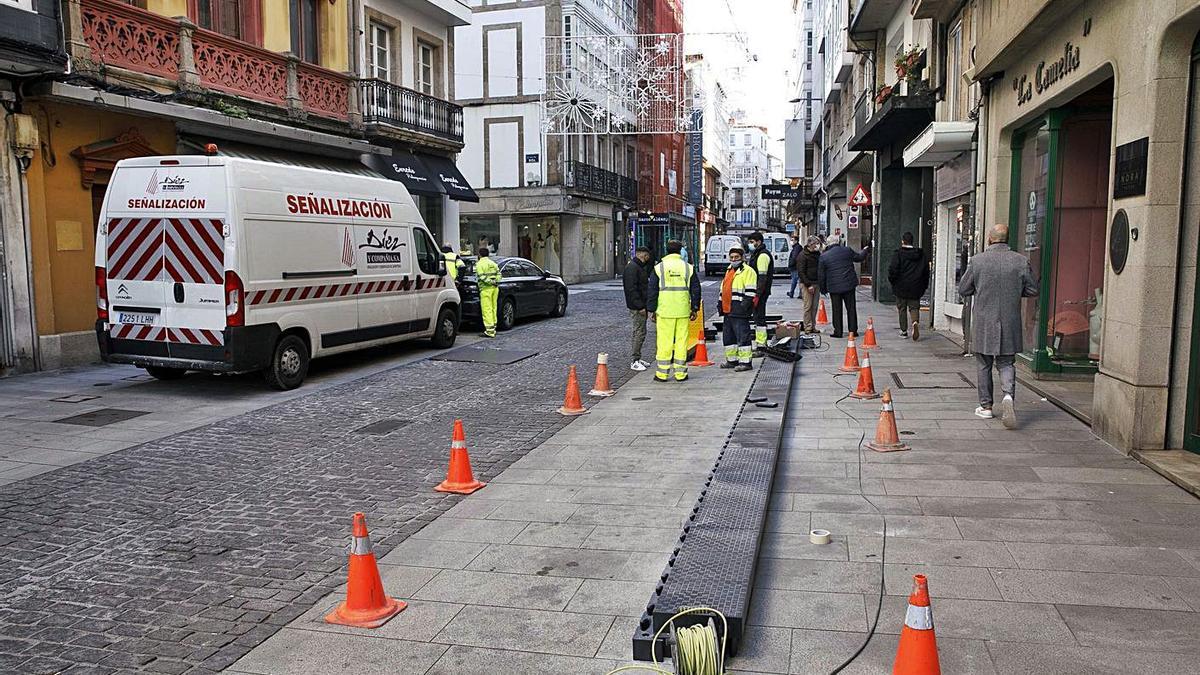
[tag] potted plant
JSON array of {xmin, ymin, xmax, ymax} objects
[
  {"xmin": 875, "ymin": 84, "xmax": 893, "ymax": 105},
  {"xmin": 894, "ymin": 46, "xmax": 925, "ymax": 83}
]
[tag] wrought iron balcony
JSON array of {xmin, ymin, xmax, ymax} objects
[
  {"xmin": 565, "ymin": 160, "xmax": 637, "ymax": 204},
  {"xmin": 360, "ymin": 79, "xmax": 464, "ymax": 145},
  {"xmin": 78, "ymin": 0, "xmax": 350, "ymax": 121}
]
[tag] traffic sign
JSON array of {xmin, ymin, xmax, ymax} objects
[
  {"xmin": 848, "ymin": 205, "xmax": 859, "ymax": 230},
  {"xmin": 849, "ymin": 183, "xmax": 872, "ymax": 206}
]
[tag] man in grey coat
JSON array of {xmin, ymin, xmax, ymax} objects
[{"xmin": 957, "ymin": 224, "xmax": 1039, "ymax": 428}]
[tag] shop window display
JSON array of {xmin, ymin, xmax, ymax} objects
[
  {"xmin": 518, "ymin": 216, "xmax": 562, "ymax": 275},
  {"xmin": 461, "ymin": 215, "xmax": 499, "ymax": 255},
  {"xmin": 581, "ymin": 218, "xmax": 608, "ymax": 276}
]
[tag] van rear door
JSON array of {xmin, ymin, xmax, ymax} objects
[{"xmin": 102, "ymin": 160, "xmax": 229, "ymax": 351}]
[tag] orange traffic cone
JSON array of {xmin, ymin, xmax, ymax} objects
[
  {"xmin": 588, "ymin": 353, "xmax": 616, "ymax": 397},
  {"xmin": 435, "ymin": 419, "xmax": 486, "ymax": 494},
  {"xmin": 866, "ymin": 389, "xmax": 910, "ymax": 452},
  {"xmin": 687, "ymin": 323, "xmax": 714, "ymax": 367},
  {"xmin": 558, "ymin": 365, "xmax": 588, "ymax": 416},
  {"xmin": 893, "ymin": 574, "xmax": 940, "ymax": 675},
  {"xmin": 325, "ymin": 513, "xmax": 406, "ymax": 628},
  {"xmin": 850, "ymin": 353, "xmax": 880, "ymax": 400},
  {"xmin": 862, "ymin": 317, "xmax": 879, "ymax": 349},
  {"xmin": 839, "ymin": 333, "xmax": 861, "ymax": 373},
  {"xmin": 817, "ymin": 298, "xmax": 830, "ymax": 326}
]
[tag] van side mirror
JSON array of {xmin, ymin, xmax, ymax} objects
[{"xmin": 437, "ymin": 258, "xmax": 447, "ymax": 276}]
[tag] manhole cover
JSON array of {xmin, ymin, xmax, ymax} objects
[
  {"xmin": 891, "ymin": 372, "xmax": 973, "ymax": 389},
  {"xmin": 50, "ymin": 394, "xmax": 100, "ymax": 403},
  {"xmin": 432, "ymin": 346, "xmax": 538, "ymax": 364},
  {"xmin": 54, "ymin": 408, "xmax": 150, "ymax": 427},
  {"xmin": 354, "ymin": 419, "xmax": 412, "ymax": 435}
]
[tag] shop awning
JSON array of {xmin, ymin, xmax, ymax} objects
[
  {"xmin": 363, "ymin": 150, "xmax": 443, "ymax": 197},
  {"xmin": 903, "ymin": 121, "xmax": 975, "ymax": 168},
  {"xmin": 418, "ymin": 153, "xmax": 479, "ymax": 203}
]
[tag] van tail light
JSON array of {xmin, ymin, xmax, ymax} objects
[
  {"xmin": 224, "ymin": 270, "xmax": 244, "ymax": 327},
  {"xmin": 95, "ymin": 267, "xmax": 108, "ymax": 321}
]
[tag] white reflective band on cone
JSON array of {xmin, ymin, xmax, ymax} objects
[
  {"xmin": 351, "ymin": 536, "xmax": 373, "ymax": 555},
  {"xmin": 452, "ymin": 440, "xmax": 466, "ymax": 449},
  {"xmin": 597, "ymin": 353, "xmax": 608, "ymax": 365},
  {"xmin": 905, "ymin": 604, "xmax": 933, "ymax": 630},
  {"xmin": 882, "ymin": 402, "xmax": 894, "ymax": 412}
]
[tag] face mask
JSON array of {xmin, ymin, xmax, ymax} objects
[{"xmin": 730, "ymin": 260, "xmax": 743, "ymax": 269}]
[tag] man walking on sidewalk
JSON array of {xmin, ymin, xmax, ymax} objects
[
  {"xmin": 817, "ymin": 233, "xmax": 871, "ymax": 338},
  {"xmin": 718, "ymin": 246, "xmax": 756, "ymax": 372},
  {"xmin": 623, "ymin": 246, "xmax": 655, "ymax": 371},
  {"xmin": 888, "ymin": 231, "xmax": 929, "ymax": 340},
  {"xmin": 797, "ymin": 236, "xmax": 821, "ymax": 333},
  {"xmin": 647, "ymin": 240, "xmax": 701, "ymax": 382},
  {"xmin": 746, "ymin": 231, "xmax": 774, "ymax": 352},
  {"xmin": 957, "ymin": 223, "xmax": 1039, "ymax": 428}
]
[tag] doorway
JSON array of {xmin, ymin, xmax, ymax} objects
[{"xmin": 1008, "ymin": 79, "xmax": 1113, "ymax": 375}]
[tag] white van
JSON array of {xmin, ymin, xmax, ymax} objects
[
  {"xmin": 94, "ymin": 155, "xmax": 461, "ymax": 390},
  {"xmin": 761, "ymin": 232, "xmax": 793, "ymax": 276},
  {"xmin": 703, "ymin": 235, "xmax": 744, "ymax": 276}
]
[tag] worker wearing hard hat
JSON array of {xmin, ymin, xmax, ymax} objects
[{"xmin": 718, "ymin": 246, "xmax": 757, "ymax": 372}]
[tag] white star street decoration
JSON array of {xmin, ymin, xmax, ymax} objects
[{"xmin": 541, "ymin": 33, "xmax": 695, "ymax": 135}]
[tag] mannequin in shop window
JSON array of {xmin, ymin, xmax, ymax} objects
[
  {"xmin": 533, "ymin": 234, "xmax": 546, "ymax": 268},
  {"xmin": 545, "ymin": 226, "xmax": 560, "ymax": 273}
]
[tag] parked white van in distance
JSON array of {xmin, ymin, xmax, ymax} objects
[
  {"xmin": 95, "ymin": 154, "xmax": 460, "ymax": 390},
  {"xmin": 703, "ymin": 234, "xmax": 744, "ymax": 276},
  {"xmin": 761, "ymin": 232, "xmax": 793, "ymax": 276}
]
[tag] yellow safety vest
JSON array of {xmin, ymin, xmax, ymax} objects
[
  {"xmin": 654, "ymin": 254, "xmax": 693, "ymax": 318},
  {"xmin": 444, "ymin": 251, "xmax": 462, "ymax": 280},
  {"xmin": 475, "ymin": 256, "xmax": 501, "ymax": 287}
]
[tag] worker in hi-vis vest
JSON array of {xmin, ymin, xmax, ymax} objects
[
  {"xmin": 746, "ymin": 231, "xmax": 775, "ymax": 350},
  {"xmin": 474, "ymin": 247, "xmax": 502, "ymax": 338},
  {"xmin": 646, "ymin": 239, "xmax": 702, "ymax": 382},
  {"xmin": 718, "ymin": 245, "xmax": 757, "ymax": 372},
  {"xmin": 442, "ymin": 244, "xmax": 465, "ymax": 281}
]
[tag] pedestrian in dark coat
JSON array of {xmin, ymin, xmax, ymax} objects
[
  {"xmin": 888, "ymin": 231, "xmax": 930, "ymax": 340},
  {"xmin": 796, "ymin": 237, "xmax": 822, "ymax": 332},
  {"xmin": 622, "ymin": 247, "xmax": 655, "ymax": 371},
  {"xmin": 787, "ymin": 235, "xmax": 803, "ymax": 297},
  {"xmin": 817, "ymin": 234, "xmax": 871, "ymax": 338},
  {"xmin": 957, "ymin": 223, "xmax": 1039, "ymax": 428}
]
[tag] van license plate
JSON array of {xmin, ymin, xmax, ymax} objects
[{"xmin": 120, "ymin": 313, "xmax": 157, "ymax": 325}]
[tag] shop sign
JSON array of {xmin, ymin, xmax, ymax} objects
[
  {"xmin": 688, "ymin": 109, "xmax": 704, "ymax": 205},
  {"xmin": 1110, "ymin": 209, "xmax": 1129, "ymax": 274},
  {"xmin": 635, "ymin": 213, "xmax": 671, "ymax": 226},
  {"xmin": 1025, "ymin": 190, "xmax": 1040, "ymax": 251},
  {"xmin": 525, "ymin": 154, "xmax": 540, "ymax": 163},
  {"xmin": 507, "ymin": 195, "xmax": 561, "ymax": 212},
  {"xmin": 761, "ymin": 184, "xmax": 806, "ymax": 200},
  {"xmin": 1013, "ymin": 41, "xmax": 1083, "ymax": 107},
  {"xmin": 1113, "ymin": 137, "xmax": 1149, "ymax": 199}
]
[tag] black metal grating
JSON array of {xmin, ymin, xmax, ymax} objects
[
  {"xmin": 54, "ymin": 408, "xmax": 150, "ymax": 427},
  {"xmin": 632, "ymin": 341, "xmax": 798, "ymax": 662},
  {"xmin": 431, "ymin": 346, "xmax": 539, "ymax": 364}
]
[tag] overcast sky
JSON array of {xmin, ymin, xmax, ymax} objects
[{"xmin": 683, "ymin": 0, "xmax": 798, "ymax": 158}]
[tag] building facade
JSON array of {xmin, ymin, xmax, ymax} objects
[
  {"xmin": 0, "ymin": 0, "xmax": 69, "ymax": 374},
  {"xmin": 356, "ymin": 0, "xmax": 474, "ymax": 248},
  {"xmin": 454, "ymin": 0, "xmax": 638, "ymax": 283},
  {"xmin": 684, "ymin": 52, "xmax": 731, "ymax": 241},
  {"xmin": 727, "ymin": 122, "xmax": 773, "ymax": 233}
]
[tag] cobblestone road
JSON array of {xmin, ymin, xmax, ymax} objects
[{"xmin": 0, "ymin": 282, "xmax": 717, "ymax": 675}]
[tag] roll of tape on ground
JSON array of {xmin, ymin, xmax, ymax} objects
[{"xmin": 809, "ymin": 529, "xmax": 831, "ymax": 545}]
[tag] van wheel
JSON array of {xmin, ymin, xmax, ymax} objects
[
  {"xmin": 264, "ymin": 334, "xmax": 309, "ymax": 391},
  {"xmin": 145, "ymin": 366, "xmax": 186, "ymax": 381},
  {"xmin": 430, "ymin": 306, "xmax": 458, "ymax": 348},
  {"xmin": 549, "ymin": 290, "xmax": 568, "ymax": 318},
  {"xmin": 498, "ymin": 298, "xmax": 516, "ymax": 331}
]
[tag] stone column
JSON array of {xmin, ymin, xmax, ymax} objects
[
  {"xmin": 498, "ymin": 214, "xmax": 516, "ymax": 257},
  {"xmin": 284, "ymin": 53, "xmax": 306, "ymax": 121},
  {"xmin": 441, "ymin": 197, "xmax": 461, "ymax": 252},
  {"xmin": 177, "ymin": 18, "xmax": 201, "ymax": 93}
]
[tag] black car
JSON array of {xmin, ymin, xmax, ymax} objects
[{"xmin": 458, "ymin": 256, "xmax": 568, "ymax": 330}]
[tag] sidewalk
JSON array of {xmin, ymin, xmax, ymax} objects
[
  {"xmin": 230, "ymin": 289, "xmax": 1200, "ymax": 675},
  {"xmin": 229, "ymin": 357, "xmax": 757, "ymax": 674}
]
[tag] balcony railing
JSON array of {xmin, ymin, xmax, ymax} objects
[
  {"xmin": 79, "ymin": 0, "xmax": 351, "ymax": 121},
  {"xmin": 360, "ymin": 79, "xmax": 463, "ymax": 144},
  {"xmin": 565, "ymin": 160, "xmax": 637, "ymax": 203}
]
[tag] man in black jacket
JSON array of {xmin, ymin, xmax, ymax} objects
[
  {"xmin": 746, "ymin": 231, "xmax": 774, "ymax": 351},
  {"xmin": 817, "ymin": 233, "xmax": 871, "ymax": 338},
  {"xmin": 786, "ymin": 235, "xmax": 803, "ymax": 298},
  {"xmin": 888, "ymin": 231, "xmax": 930, "ymax": 340},
  {"xmin": 623, "ymin": 246, "xmax": 655, "ymax": 371}
]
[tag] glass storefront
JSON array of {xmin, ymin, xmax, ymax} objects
[
  {"xmin": 517, "ymin": 215, "xmax": 562, "ymax": 274},
  {"xmin": 415, "ymin": 195, "xmax": 444, "ymax": 244},
  {"xmin": 580, "ymin": 218, "xmax": 608, "ymax": 276},
  {"xmin": 1014, "ymin": 123, "xmax": 1050, "ymax": 355},
  {"xmin": 461, "ymin": 215, "xmax": 499, "ymax": 255}
]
